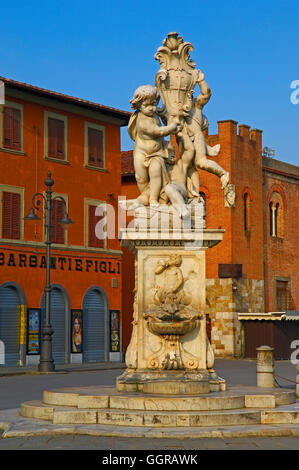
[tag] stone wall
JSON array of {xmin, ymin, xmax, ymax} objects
[{"xmin": 206, "ymin": 278, "xmax": 264, "ymax": 357}]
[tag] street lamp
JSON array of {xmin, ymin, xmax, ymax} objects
[{"xmin": 24, "ymin": 171, "xmax": 73, "ymax": 372}]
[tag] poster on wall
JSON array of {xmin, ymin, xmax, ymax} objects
[
  {"xmin": 27, "ymin": 308, "xmax": 41, "ymax": 355},
  {"xmin": 71, "ymin": 310, "xmax": 83, "ymax": 353},
  {"xmin": 110, "ymin": 310, "xmax": 120, "ymax": 352}
]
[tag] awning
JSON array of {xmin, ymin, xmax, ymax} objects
[{"xmin": 238, "ymin": 311, "xmax": 299, "ymax": 321}]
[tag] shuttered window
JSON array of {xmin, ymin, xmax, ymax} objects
[
  {"xmin": 88, "ymin": 127, "xmax": 104, "ymax": 168},
  {"xmin": 2, "ymin": 191, "xmax": 21, "ymax": 239},
  {"xmin": 48, "ymin": 117, "xmax": 65, "ymax": 160},
  {"xmin": 88, "ymin": 205, "xmax": 104, "ymax": 248},
  {"xmin": 50, "ymin": 199, "xmax": 65, "ymax": 244},
  {"xmin": 3, "ymin": 107, "xmax": 21, "ymax": 151}
]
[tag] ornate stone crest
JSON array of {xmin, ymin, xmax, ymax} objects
[{"xmin": 155, "ymin": 32, "xmax": 198, "ymax": 124}]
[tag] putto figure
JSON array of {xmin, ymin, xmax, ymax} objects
[{"xmin": 128, "ymin": 84, "xmax": 179, "ymax": 207}]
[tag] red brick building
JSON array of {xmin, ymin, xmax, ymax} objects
[
  {"xmin": 0, "ymin": 76, "xmax": 130, "ymax": 367},
  {"xmin": 121, "ymin": 120, "xmax": 299, "ymax": 357},
  {"xmin": 263, "ymin": 157, "xmax": 299, "ymax": 313}
]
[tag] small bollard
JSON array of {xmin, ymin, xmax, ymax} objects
[
  {"xmin": 256, "ymin": 345, "xmax": 275, "ymax": 388},
  {"xmin": 296, "ymin": 364, "xmax": 299, "ymax": 397}
]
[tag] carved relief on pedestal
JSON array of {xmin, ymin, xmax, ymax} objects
[{"xmin": 143, "ymin": 254, "xmax": 202, "ymax": 370}]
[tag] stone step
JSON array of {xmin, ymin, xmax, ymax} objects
[
  {"xmin": 21, "ymin": 400, "xmax": 262, "ymax": 427},
  {"xmin": 20, "ymin": 400, "xmax": 55, "ymax": 421},
  {"xmin": 261, "ymin": 408, "xmax": 299, "ymax": 425},
  {"xmin": 42, "ymin": 386, "xmax": 295, "ymax": 411},
  {"xmin": 96, "ymin": 408, "xmax": 261, "ymax": 428}
]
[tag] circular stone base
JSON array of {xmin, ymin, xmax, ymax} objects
[{"xmin": 19, "ymin": 385, "xmax": 297, "ymax": 428}]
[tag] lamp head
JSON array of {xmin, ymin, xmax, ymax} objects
[{"xmin": 24, "ymin": 207, "xmax": 40, "ymax": 221}]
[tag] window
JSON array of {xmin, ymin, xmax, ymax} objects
[
  {"xmin": 48, "ymin": 117, "xmax": 65, "ymax": 160},
  {"xmin": 88, "ymin": 127, "xmax": 104, "ymax": 168},
  {"xmin": 44, "ymin": 112, "xmax": 67, "ymax": 162},
  {"xmin": 243, "ymin": 190, "xmax": 252, "ymax": 233},
  {"xmin": 269, "ymin": 191, "xmax": 284, "ymax": 238},
  {"xmin": 88, "ymin": 205, "xmax": 104, "ymax": 248},
  {"xmin": 3, "ymin": 106, "xmax": 21, "ymax": 151},
  {"xmin": 199, "ymin": 191, "xmax": 206, "ymax": 206},
  {"xmin": 269, "ymin": 201, "xmax": 280, "ymax": 237},
  {"xmin": 50, "ymin": 199, "xmax": 65, "ymax": 244},
  {"xmin": 2, "ymin": 191, "xmax": 21, "ymax": 239},
  {"xmin": 276, "ymin": 280, "xmax": 289, "ymax": 312},
  {"xmin": 85, "ymin": 122, "xmax": 105, "ymax": 169},
  {"xmin": 269, "ymin": 202, "xmax": 274, "ymax": 236},
  {"xmin": 199, "ymin": 191, "xmax": 206, "ymax": 222}
]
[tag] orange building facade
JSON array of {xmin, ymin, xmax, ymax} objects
[
  {"xmin": 121, "ymin": 121, "xmax": 299, "ymax": 357},
  {"xmin": 0, "ymin": 77, "xmax": 130, "ymax": 367}
]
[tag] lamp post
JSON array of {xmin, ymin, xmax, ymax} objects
[{"xmin": 24, "ymin": 171, "xmax": 73, "ymax": 372}]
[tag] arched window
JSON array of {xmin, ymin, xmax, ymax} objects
[
  {"xmin": 268, "ymin": 191, "xmax": 284, "ymax": 238},
  {"xmin": 269, "ymin": 202, "xmax": 274, "ymax": 236},
  {"xmin": 199, "ymin": 190, "xmax": 207, "ymax": 223},
  {"xmin": 243, "ymin": 190, "xmax": 252, "ymax": 233},
  {"xmin": 199, "ymin": 191, "xmax": 206, "ymax": 207}
]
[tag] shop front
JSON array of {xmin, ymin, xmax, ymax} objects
[{"xmin": 0, "ymin": 248, "xmax": 122, "ymax": 367}]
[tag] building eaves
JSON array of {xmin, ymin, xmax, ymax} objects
[{"xmin": 0, "ymin": 75, "xmax": 131, "ymax": 125}]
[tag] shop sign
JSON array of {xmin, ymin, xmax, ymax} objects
[{"xmin": 0, "ymin": 252, "xmax": 120, "ymax": 274}]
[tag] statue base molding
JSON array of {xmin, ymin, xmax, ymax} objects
[{"xmin": 116, "ymin": 368, "xmax": 226, "ymax": 394}]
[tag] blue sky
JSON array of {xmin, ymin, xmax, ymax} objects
[{"xmin": 1, "ymin": 0, "xmax": 298, "ymax": 166}]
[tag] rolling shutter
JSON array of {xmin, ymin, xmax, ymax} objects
[
  {"xmin": 41, "ymin": 288, "xmax": 65, "ymax": 364},
  {"xmin": 83, "ymin": 289, "xmax": 105, "ymax": 362},
  {"xmin": 0, "ymin": 286, "xmax": 20, "ymax": 366}
]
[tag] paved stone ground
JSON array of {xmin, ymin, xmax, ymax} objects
[
  {"xmin": 1, "ymin": 433, "xmax": 299, "ymax": 450},
  {"xmin": 0, "ymin": 359, "xmax": 297, "ymax": 450}
]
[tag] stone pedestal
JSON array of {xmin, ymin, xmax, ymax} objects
[{"xmin": 117, "ymin": 205, "xmax": 226, "ymax": 394}]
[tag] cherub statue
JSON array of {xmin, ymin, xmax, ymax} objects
[
  {"xmin": 184, "ymin": 71, "xmax": 230, "ymax": 193},
  {"xmin": 128, "ymin": 85, "xmax": 179, "ymax": 207}
]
